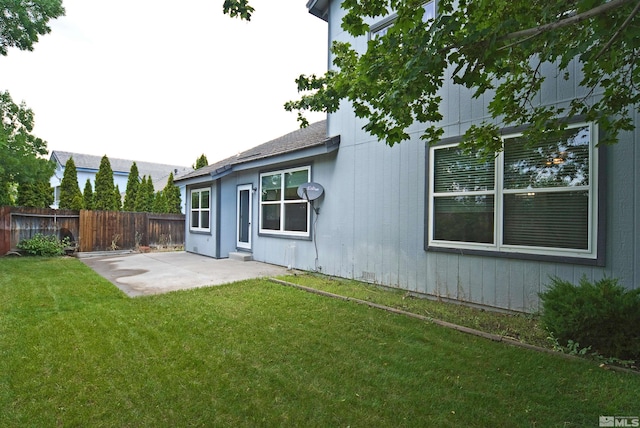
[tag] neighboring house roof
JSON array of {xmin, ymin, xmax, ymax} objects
[
  {"xmin": 50, "ymin": 151, "xmax": 193, "ymax": 190},
  {"xmin": 176, "ymin": 120, "xmax": 339, "ymax": 182}
]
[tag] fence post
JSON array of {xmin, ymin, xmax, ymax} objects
[{"xmin": 0, "ymin": 206, "xmax": 10, "ymax": 255}]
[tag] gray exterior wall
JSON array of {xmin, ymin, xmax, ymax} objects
[
  {"xmin": 312, "ymin": 0, "xmax": 639, "ymax": 312},
  {"xmin": 181, "ymin": 2, "xmax": 638, "ymax": 313},
  {"xmin": 184, "ymin": 182, "xmax": 218, "ymax": 258},
  {"xmin": 183, "ymin": 150, "xmax": 339, "ymax": 267}
]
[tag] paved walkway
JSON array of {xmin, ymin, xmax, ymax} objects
[{"xmin": 79, "ymin": 251, "xmax": 292, "ymax": 297}]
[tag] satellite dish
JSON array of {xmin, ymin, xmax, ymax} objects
[{"xmin": 297, "ymin": 182, "xmax": 324, "ymax": 201}]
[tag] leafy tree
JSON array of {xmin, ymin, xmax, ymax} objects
[
  {"xmin": 113, "ymin": 184, "xmax": 122, "ymax": 211},
  {"xmin": 83, "ymin": 179, "xmax": 94, "ymax": 210},
  {"xmin": 0, "ymin": 91, "xmax": 55, "ymax": 205},
  {"xmin": 193, "ymin": 154, "xmax": 208, "ymax": 170},
  {"xmin": 94, "ymin": 155, "xmax": 116, "ymax": 210},
  {"xmin": 16, "ymin": 180, "xmax": 53, "ymax": 208},
  {"xmin": 0, "ymin": 1, "xmax": 63, "ymax": 204},
  {"xmin": 123, "ymin": 162, "xmax": 140, "ymax": 211},
  {"xmin": 163, "ymin": 172, "xmax": 182, "ymax": 214},
  {"xmin": 222, "ymin": 0, "xmax": 254, "ymax": 20},
  {"xmin": 280, "ymin": 0, "xmax": 640, "ymax": 157},
  {"xmin": 59, "ymin": 157, "xmax": 83, "ymax": 209},
  {"xmin": 0, "ymin": 0, "xmax": 65, "ymax": 55}
]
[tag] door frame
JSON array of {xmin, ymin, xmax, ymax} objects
[{"xmin": 236, "ymin": 184, "xmax": 253, "ymax": 250}]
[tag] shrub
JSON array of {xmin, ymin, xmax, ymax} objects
[
  {"xmin": 539, "ymin": 276, "xmax": 640, "ymax": 361},
  {"xmin": 17, "ymin": 234, "xmax": 70, "ymax": 257}
]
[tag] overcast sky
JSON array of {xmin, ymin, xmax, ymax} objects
[{"xmin": 1, "ymin": 0, "xmax": 328, "ymax": 168}]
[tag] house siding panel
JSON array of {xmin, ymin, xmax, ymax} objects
[
  {"xmin": 185, "ymin": 183, "xmax": 217, "ymax": 258},
  {"xmin": 608, "ymin": 125, "xmax": 638, "ymax": 288},
  {"xmin": 311, "ymin": 4, "xmax": 640, "ymax": 312},
  {"xmin": 219, "ymin": 174, "xmax": 245, "ymax": 258}
]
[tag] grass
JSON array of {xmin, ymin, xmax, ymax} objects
[
  {"xmin": 278, "ymin": 273, "xmax": 551, "ymax": 348},
  {"xmin": 1, "ymin": 257, "xmax": 639, "ymax": 427}
]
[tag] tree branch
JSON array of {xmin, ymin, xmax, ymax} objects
[
  {"xmin": 592, "ymin": 0, "xmax": 640, "ymax": 61},
  {"xmin": 503, "ymin": 0, "xmax": 636, "ymax": 41}
]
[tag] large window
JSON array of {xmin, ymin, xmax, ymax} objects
[
  {"xmin": 259, "ymin": 166, "xmax": 310, "ymax": 237},
  {"xmin": 190, "ymin": 188, "xmax": 210, "ymax": 232},
  {"xmin": 428, "ymin": 123, "xmax": 599, "ymax": 259}
]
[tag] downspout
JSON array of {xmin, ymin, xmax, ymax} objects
[{"xmin": 215, "ymin": 180, "xmax": 222, "ymax": 258}]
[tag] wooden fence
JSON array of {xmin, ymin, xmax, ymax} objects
[{"xmin": 0, "ymin": 206, "xmax": 185, "ymax": 254}]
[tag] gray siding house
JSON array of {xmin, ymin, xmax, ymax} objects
[
  {"xmin": 178, "ymin": 1, "xmax": 639, "ymax": 313},
  {"xmin": 50, "ymin": 151, "xmax": 192, "ymax": 212},
  {"xmin": 175, "ymin": 121, "xmax": 339, "ymax": 261}
]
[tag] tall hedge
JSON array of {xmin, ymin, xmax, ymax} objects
[
  {"xmin": 113, "ymin": 184, "xmax": 122, "ymax": 211},
  {"xmin": 83, "ymin": 179, "xmax": 94, "ymax": 210},
  {"xmin": 59, "ymin": 157, "xmax": 83, "ymax": 210},
  {"xmin": 94, "ymin": 155, "xmax": 116, "ymax": 210},
  {"xmin": 163, "ymin": 172, "xmax": 182, "ymax": 214},
  {"xmin": 123, "ymin": 162, "xmax": 139, "ymax": 211},
  {"xmin": 134, "ymin": 175, "xmax": 154, "ymax": 212},
  {"xmin": 16, "ymin": 180, "xmax": 53, "ymax": 208}
]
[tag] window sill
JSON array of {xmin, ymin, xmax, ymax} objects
[
  {"xmin": 258, "ymin": 231, "xmax": 312, "ymax": 241},
  {"xmin": 189, "ymin": 229, "xmax": 212, "ymax": 235},
  {"xmin": 425, "ymin": 245, "xmax": 604, "ymax": 267}
]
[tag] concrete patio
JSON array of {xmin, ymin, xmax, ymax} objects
[{"xmin": 79, "ymin": 251, "xmax": 292, "ymax": 297}]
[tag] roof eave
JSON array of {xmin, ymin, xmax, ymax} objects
[
  {"xmin": 232, "ymin": 135, "xmax": 340, "ymax": 172},
  {"xmin": 176, "ymin": 135, "xmax": 340, "ymax": 185},
  {"xmin": 210, "ymin": 164, "xmax": 233, "ymax": 181},
  {"xmin": 307, "ymin": 0, "xmax": 329, "ymax": 21}
]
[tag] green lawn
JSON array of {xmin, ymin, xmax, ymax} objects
[
  {"xmin": 1, "ymin": 257, "xmax": 638, "ymax": 427},
  {"xmin": 277, "ymin": 273, "xmax": 552, "ymax": 348}
]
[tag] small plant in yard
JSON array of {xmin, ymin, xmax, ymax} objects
[
  {"xmin": 539, "ymin": 275, "xmax": 640, "ymax": 363},
  {"xmin": 16, "ymin": 233, "xmax": 70, "ymax": 256},
  {"xmin": 546, "ymin": 333, "xmax": 592, "ymax": 356},
  {"xmin": 110, "ymin": 234, "xmax": 120, "ymax": 251}
]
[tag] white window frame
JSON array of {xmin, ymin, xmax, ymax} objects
[
  {"xmin": 259, "ymin": 166, "xmax": 311, "ymax": 238},
  {"xmin": 190, "ymin": 188, "xmax": 211, "ymax": 233},
  {"xmin": 370, "ymin": 1, "xmax": 436, "ymax": 39},
  {"xmin": 428, "ymin": 122, "xmax": 599, "ymax": 260}
]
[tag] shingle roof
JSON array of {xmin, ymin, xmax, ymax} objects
[
  {"xmin": 51, "ymin": 150, "xmax": 193, "ymax": 190},
  {"xmin": 177, "ymin": 120, "xmax": 334, "ymax": 182},
  {"xmin": 51, "ymin": 151, "xmax": 193, "ymax": 190}
]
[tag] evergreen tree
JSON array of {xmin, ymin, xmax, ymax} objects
[
  {"xmin": 83, "ymin": 179, "xmax": 94, "ymax": 210},
  {"xmin": 15, "ymin": 182, "xmax": 37, "ymax": 207},
  {"xmin": 135, "ymin": 175, "xmax": 154, "ymax": 212},
  {"xmin": 71, "ymin": 193, "xmax": 84, "ymax": 210},
  {"xmin": 59, "ymin": 157, "xmax": 83, "ymax": 209},
  {"xmin": 163, "ymin": 172, "xmax": 182, "ymax": 214},
  {"xmin": 123, "ymin": 162, "xmax": 140, "ymax": 211},
  {"xmin": 193, "ymin": 154, "xmax": 208, "ymax": 169},
  {"xmin": 113, "ymin": 184, "xmax": 122, "ymax": 211},
  {"xmin": 145, "ymin": 176, "xmax": 156, "ymax": 212},
  {"xmin": 152, "ymin": 190, "xmax": 167, "ymax": 213},
  {"xmin": 134, "ymin": 176, "xmax": 146, "ymax": 212},
  {"xmin": 16, "ymin": 180, "xmax": 53, "ymax": 208},
  {"xmin": 94, "ymin": 155, "xmax": 116, "ymax": 210}
]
